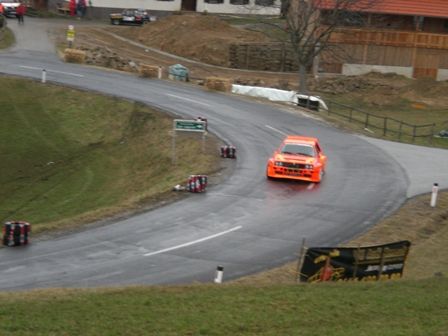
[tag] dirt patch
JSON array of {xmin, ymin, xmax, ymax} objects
[
  {"xmin": 313, "ymin": 72, "xmax": 448, "ymax": 109},
  {"xmin": 111, "ymin": 14, "xmax": 272, "ymax": 67},
  {"xmin": 63, "ymin": 15, "xmax": 448, "ymax": 111},
  {"xmin": 59, "ymin": 15, "xmax": 299, "ymax": 90}
]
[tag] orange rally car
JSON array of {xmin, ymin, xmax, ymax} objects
[{"xmin": 266, "ymin": 135, "xmax": 327, "ymax": 183}]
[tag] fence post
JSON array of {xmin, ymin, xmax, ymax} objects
[
  {"xmin": 349, "ymin": 108, "xmax": 353, "ymax": 122},
  {"xmin": 280, "ymin": 43, "xmax": 285, "ymax": 72},
  {"xmin": 383, "ymin": 117, "xmax": 388, "ymax": 136},
  {"xmin": 398, "ymin": 122, "xmax": 403, "ymax": 140},
  {"xmin": 412, "ymin": 126, "xmax": 416, "ymax": 142},
  {"xmin": 364, "ymin": 113, "xmax": 370, "ymax": 129},
  {"xmin": 429, "ymin": 124, "xmax": 435, "ymax": 145},
  {"xmin": 295, "ymin": 237, "xmax": 307, "ymax": 283}
]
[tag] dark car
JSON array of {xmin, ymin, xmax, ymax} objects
[{"xmin": 110, "ymin": 9, "xmax": 150, "ymax": 26}]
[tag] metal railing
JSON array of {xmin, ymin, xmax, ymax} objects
[{"xmin": 325, "ymin": 100, "xmax": 436, "ymax": 143}]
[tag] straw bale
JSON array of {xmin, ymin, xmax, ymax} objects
[
  {"xmin": 64, "ymin": 48, "xmax": 86, "ymax": 64},
  {"xmin": 140, "ymin": 64, "xmax": 161, "ymax": 78},
  {"xmin": 205, "ymin": 77, "xmax": 232, "ymax": 92}
]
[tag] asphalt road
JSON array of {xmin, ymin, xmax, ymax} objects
[{"xmin": 0, "ymin": 18, "xmax": 446, "ymax": 290}]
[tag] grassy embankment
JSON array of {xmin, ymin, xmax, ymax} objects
[
  {"xmin": 0, "ymin": 27, "xmax": 15, "ymax": 49},
  {"xmin": 0, "ymin": 76, "xmax": 221, "ymax": 235},
  {"xmin": 316, "ymin": 79, "xmax": 448, "ymax": 149},
  {"xmin": 0, "ymin": 279, "xmax": 447, "ymax": 335}
]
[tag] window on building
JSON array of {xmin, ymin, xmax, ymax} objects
[
  {"xmin": 205, "ymin": 0, "xmax": 224, "ymax": 3},
  {"xmin": 444, "ymin": 20, "xmax": 448, "ymax": 32},
  {"xmin": 255, "ymin": 0, "xmax": 274, "ymax": 5},
  {"xmin": 230, "ymin": 0, "xmax": 249, "ymax": 4}
]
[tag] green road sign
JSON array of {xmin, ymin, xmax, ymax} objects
[{"xmin": 173, "ymin": 119, "xmax": 206, "ymax": 132}]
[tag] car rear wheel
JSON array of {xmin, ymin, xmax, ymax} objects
[{"xmin": 111, "ymin": 19, "xmax": 120, "ymax": 25}]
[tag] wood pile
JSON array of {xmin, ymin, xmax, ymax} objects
[
  {"xmin": 204, "ymin": 77, "xmax": 232, "ymax": 92},
  {"xmin": 64, "ymin": 48, "xmax": 86, "ymax": 64},
  {"xmin": 229, "ymin": 43, "xmax": 299, "ymax": 72}
]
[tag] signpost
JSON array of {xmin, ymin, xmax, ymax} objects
[{"xmin": 172, "ymin": 119, "xmax": 207, "ymax": 164}]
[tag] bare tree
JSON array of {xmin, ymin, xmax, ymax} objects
[{"xmin": 281, "ymin": 0, "xmax": 378, "ymax": 93}]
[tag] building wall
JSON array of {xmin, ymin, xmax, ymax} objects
[
  {"xmin": 437, "ymin": 69, "xmax": 448, "ymax": 80},
  {"xmin": 197, "ymin": 0, "xmax": 280, "ymax": 15},
  {"xmin": 64, "ymin": 0, "xmax": 280, "ymax": 15},
  {"xmin": 342, "ymin": 64, "xmax": 413, "ymax": 78}
]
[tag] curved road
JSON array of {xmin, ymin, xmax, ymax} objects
[{"xmin": 0, "ymin": 18, "xmax": 446, "ymax": 290}]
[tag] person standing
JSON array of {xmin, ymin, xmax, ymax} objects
[
  {"xmin": 69, "ymin": 0, "xmax": 76, "ymax": 17},
  {"xmin": 16, "ymin": 2, "xmax": 26, "ymax": 24}
]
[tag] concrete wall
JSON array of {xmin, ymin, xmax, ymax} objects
[
  {"xmin": 437, "ymin": 69, "xmax": 448, "ymax": 81},
  {"xmin": 342, "ymin": 64, "xmax": 414, "ymax": 79},
  {"xmin": 92, "ymin": 0, "xmax": 181, "ymax": 11},
  {"xmin": 197, "ymin": 0, "xmax": 280, "ymax": 15}
]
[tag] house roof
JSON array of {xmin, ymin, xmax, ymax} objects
[{"xmin": 318, "ymin": 0, "xmax": 448, "ymax": 19}]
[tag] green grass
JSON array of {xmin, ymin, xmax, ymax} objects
[
  {"xmin": 0, "ymin": 27, "xmax": 15, "ymax": 49},
  {"xmin": 314, "ymin": 75, "xmax": 448, "ymax": 148},
  {"xmin": 0, "ymin": 76, "xmax": 221, "ymax": 234},
  {"xmin": 0, "ymin": 279, "xmax": 447, "ymax": 335}
]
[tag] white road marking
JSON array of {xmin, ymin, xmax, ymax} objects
[
  {"xmin": 265, "ymin": 125, "xmax": 287, "ymax": 136},
  {"xmin": 307, "ymin": 183, "xmax": 315, "ymax": 190},
  {"xmin": 166, "ymin": 93, "xmax": 211, "ymax": 106},
  {"xmin": 19, "ymin": 65, "xmax": 84, "ymax": 78},
  {"xmin": 144, "ymin": 225, "xmax": 242, "ymax": 257}
]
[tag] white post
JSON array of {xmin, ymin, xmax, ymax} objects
[
  {"xmin": 158, "ymin": 66, "xmax": 162, "ymax": 79},
  {"xmin": 41, "ymin": 69, "xmax": 46, "ymax": 83},
  {"xmin": 214, "ymin": 265, "xmax": 224, "ymax": 284},
  {"xmin": 430, "ymin": 183, "xmax": 439, "ymax": 207}
]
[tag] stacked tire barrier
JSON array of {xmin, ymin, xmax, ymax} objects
[
  {"xmin": 187, "ymin": 175, "xmax": 208, "ymax": 193},
  {"xmin": 2, "ymin": 221, "xmax": 31, "ymax": 247},
  {"xmin": 220, "ymin": 145, "xmax": 236, "ymax": 159}
]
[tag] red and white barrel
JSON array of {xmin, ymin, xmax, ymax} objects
[
  {"xmin": 220, "ymin": 145, "xmax": 236, "ymax": 159},
  {"xmin": 187, "ymin": 175, "xmax": 208, "ymax": 193},
  {"xmin": 3, "ymin": 221, "xmax": 31, "ymax": 247}
]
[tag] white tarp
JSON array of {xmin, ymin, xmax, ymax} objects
[
  {"xmin": 231, "ymin": 84, "xmax": 328, "ymax": 110},
  {"xmin": 232, "ymin": 85, "xmax": 297, "ymax": 103}
]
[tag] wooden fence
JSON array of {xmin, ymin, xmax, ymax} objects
[
  {"xmin": 229, "ymin": 29, "xmax": 448, "ymax": 76},
  {"xmin": 325, "ymin": 100, "xmax": 436, "ymax": 143},
  {"xmin": 330, "ymin": 28, "xmax": 448, "ymax": 50}
]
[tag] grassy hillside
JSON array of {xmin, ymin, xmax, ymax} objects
[
  {"xmin": 1, "ymin": 279, "xmax": 447, "ymax": 335},
  {"xmin": 0, "ymin": 76, "xmax": 221, "ymax": 234},
  {"xmin": 1, "ymin": 76, "xmax": 447, "ymax": 335}
]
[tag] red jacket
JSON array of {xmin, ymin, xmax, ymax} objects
[{"xmin": 16, "ymin": 4, "xmax": 26, "ymax": 15}]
